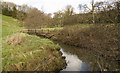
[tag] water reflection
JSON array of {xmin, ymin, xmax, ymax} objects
[
  {"xmin": 54, "ymin": 41, "xmax": 120, "ymax": 71},
  {"xmin": 60, "ymin": 48, "xmax": 93, "ymax": 71}
]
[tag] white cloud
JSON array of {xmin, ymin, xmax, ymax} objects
[{"xmin": 3, "ymin": 0, "xmax": 107, "ymax": 14}]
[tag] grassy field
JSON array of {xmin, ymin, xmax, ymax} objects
[{"xmin": 2, "ymin": 15, "xmax": 66, "ymax": 71}]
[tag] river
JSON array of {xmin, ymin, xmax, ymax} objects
[
  {"xmin": 53, "ymin": 41, "xmax": 120, "ymax": 72},
  {"xmin": 60, "ymin": 48, "xmax": 93, "ymax": 71},
  {"xmin": 28, "ymin": 31, "xmax": 119, "ymax": 71},
  {"xmin": 52, "ymin": 41, "xmax": 95, "ymax": 72}
]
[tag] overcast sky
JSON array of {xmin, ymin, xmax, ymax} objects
[{"xmin": 3, "ymin": 0, "xmax": 107, "ymax": 14}]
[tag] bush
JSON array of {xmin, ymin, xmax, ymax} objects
[
  {"xmin": 57, "ymin": 24, "xmax": 119, "ymax": 61},
  {"xmin": 56, "ymin": 24, "xmax": 119, "ymax": 70}
]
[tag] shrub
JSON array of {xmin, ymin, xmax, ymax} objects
[
  {"xmin": 57, "ymin": 24, "xmax": 119, "ymax": 61},
  {"xmin": 56, "ymin": 24, "xmax": 119, "ymax": 70}
]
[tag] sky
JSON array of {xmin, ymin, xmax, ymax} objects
[{"xmin": 3, "ymin": 0, "xmax": 107, "ymax": 14}]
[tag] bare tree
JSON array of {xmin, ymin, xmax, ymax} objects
[
  {"xmin": 78, "ymin": 0, "xmax": 95, "ymax": 24},
  {"xmin": 62, "ymin": 5, "xmax": 76, "ymax": 25},
  {"xmin": 92, "ymin": 0, "xmax": 95, "ymax": 24},
  {"xmin": 24, "ymin": 8, "xmax": 42, "ymax": 29},
  {"xmin": 24, "ymin": 7, "xmax": 53, "ymax": 29}
]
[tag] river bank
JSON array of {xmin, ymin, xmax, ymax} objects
[
  {"xmin": 24, "ymin": 24, "xmax": 120, "ymax": 71},
  {"xmin": 54, "ymin": 41, "xmax": 120, "ymax": 71},
  {"xmin": 2, "ymin": 15, "xmax": 66, "ymax": 71}
]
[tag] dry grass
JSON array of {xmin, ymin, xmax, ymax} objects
[{"xmin": 5, "ymin": 33, "xmax": 25, "ymax": 45}]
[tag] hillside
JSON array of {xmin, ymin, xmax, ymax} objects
[
  {"xmin": 2, "ymin": 15, "xmax": 23, "ymax": 40},
  {"xmin": 2, "ymin": 15, "xmax": 66, "ymax": 71}
]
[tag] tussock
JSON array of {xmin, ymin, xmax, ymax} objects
[{"xmin": 5, "ymin": 33, "xmax": 25, "ymax": 45}]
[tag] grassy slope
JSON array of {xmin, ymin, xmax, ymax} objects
[
  {"xmin": 2, "ymin": 15, "xmax": 23, "ymax": 40},
  {"xmin": 2, "ymin": 15, "xmax": 65, "ymax": 71}
]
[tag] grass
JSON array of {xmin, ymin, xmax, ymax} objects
[
  {"xmin": 40, "ymin": 24, "xmax": 90, "ymax": 31},
  {"xmin": 2, "ymin": 15, "xmax": 66, "ymax": 71},
  {"xmin": 41, "ymin": 27, "xmax": 63, "ymax": 31},
  {"xmin": 2, "ymin": 14, "xmax": 24, "ymax": 40}
]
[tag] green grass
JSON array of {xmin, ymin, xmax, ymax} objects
[
  {"xmin": 41, "ymin": 27, "xmax": 63, "ymax": 31},
  {"xmin": 2, "ymin": 14, "xmax": 24, "ymax": 40},
  {"xmin": 40, "ymin": 24, "xmax": 92, "ymax": 32},
  {"xmin": 2, "ymin": 15, "xmax": 65, "ymax": 71},
  {"xmin": 3, "ymin": 34, "xmax": 61, "ymax": 70},
  {"xmin": 40, "ymin": 24, "xmax": 92, "ymax": 31}
]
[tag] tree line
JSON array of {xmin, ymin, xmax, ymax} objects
[
  {"xmin": 1, "ymin": 1, "xmax": 29, "ymax": 21},
  {"xmin": 1, "ymin": 0, "xmax": 120, "ymax": 28},
  {"xmin": 1, "ymin": 1, "xmax": 53, "ymax": 28},
  {"xmin": 53, "ymin": 0, "xmax": 120, "ymax": 27}
]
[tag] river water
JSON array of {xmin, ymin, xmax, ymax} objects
[
  {"xmin": 54, "ymin": 42, "xmax": 94, "ymax": 72},
  {"xmin": 55, "ymin": 41, "xmax": 120, "ymax": 72},
  {"xmin": 60, "ymin": 48, "xmax": 93, "ymax": 71}
]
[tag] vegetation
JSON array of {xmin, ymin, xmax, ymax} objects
[
  {"xmin": 1, "ymin": 0, "xmax": 120, "ymax": 71},
  {"xmin": 52, "ymin": 1, "xmax": 120, "ymax": 26},
  {"xmin": 1, "ymin": 1, "xmax": 119, "ymax": 27},
  {"xmin": 57, "ymin": 23, "xmax": 119, "ymax": 70},
  {"xmin": 2, "ymin": 14, "xmax": 23, "ymax": 40},
  {"xmin": 25, "ymin": 23, "xmax": 119, "ymax": 70},
  {"xmin": 2, "ymin": 15, "xmax": 66, "ymax": 71},
  {"xmin": 24, "ymin": 8, "xmax": 52, "ymax": 29},
  {"xmin": 41, "ymin": 27, "xmax": 63, "ymax": 31},
  {"xmin": 1, "ymin": 2, "xmax": 27, "ymax": 21},
  {"xmin": 57, "ymin": 40, "xmax": 119, "ymax": 71}
]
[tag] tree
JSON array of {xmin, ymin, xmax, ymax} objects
[
  {"xmin": 62, "ymin": 5, "xmax": 75, "ymax": 26},
  {"xmin": 92, "ymin": 0, "xmax": 95, "ymax": 24},
  {"xmin": 94, "ymin": 1, "xmax": 119, "ymax": 23},
  {"xmin": 53, "ymin": 11, "xmax": 64, "ymax": 27},
  {"xmin": 12, "ymin": 6, "xmax": 17, "ymax": 18},
  {"xmin": 24, "ymin": 8, "xmax": 41, "ymax": 29},
  {"xmin": 116, "ymin": 1, "xmax": 120, "ymax": 23},
  {"xmin": 1, "ymin": 1, "xmax": 27, "ymax": 21},
  {"xmin": 24, "ymin": 8, "xmax": 52, "ymax": 29},
  {"xmin": 78, "ymin": 0, "xmax": 95, "ymax": 24}
]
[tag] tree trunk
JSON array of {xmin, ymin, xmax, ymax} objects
[
  {"xmin": 117, "ymin": 1, "xmax": 120, "ymax": 23},
  {"xmin": 92, "ymin": 0, "xmax": 95, "ymax": 24}
]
